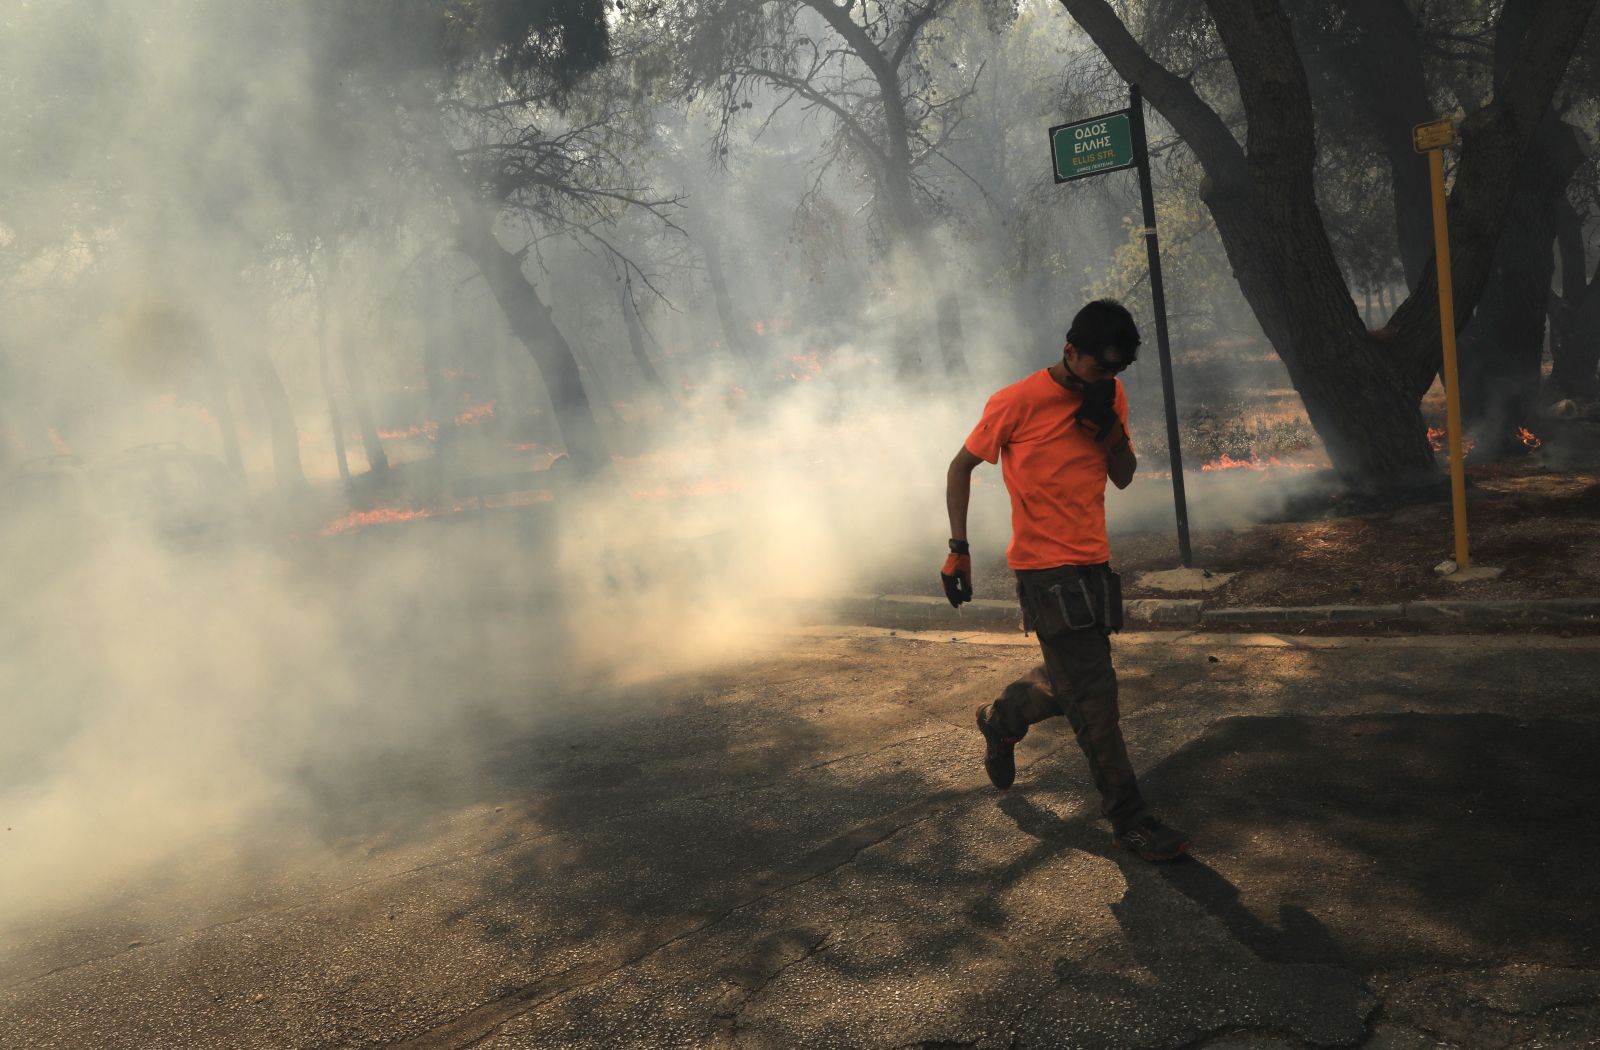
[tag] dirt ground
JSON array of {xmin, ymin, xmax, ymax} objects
[{"xmin": 1116, "ymin": 462, "xmax": 1600, "ymax": 608}]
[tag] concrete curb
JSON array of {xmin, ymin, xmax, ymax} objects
[{"xmin": 800, "ymin": 594, "xmax": 1600, "ymax": 631}]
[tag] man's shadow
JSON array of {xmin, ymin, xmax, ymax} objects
[{"xmin": 995, "ymin": 792, "xmax": 1348, "ymax": 968}]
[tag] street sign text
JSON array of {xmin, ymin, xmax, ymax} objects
[{"xmin": 1050, "ymin": 111, "xmax": 1136, "ymax": 183}]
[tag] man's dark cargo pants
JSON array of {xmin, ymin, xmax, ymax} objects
[{"xmin": 989, "ymin": 565, "xmax": 1148, "ymax": 833}]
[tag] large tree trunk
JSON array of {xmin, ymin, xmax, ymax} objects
[
  {"xmin": 1291, "ymin": 0, "xmax": 1435, "ymax": 289},
  {"xmin": 1060, "ymin": 0, "xmax": 1598, "ymax": 489},
  {"xmin": 1550, "ymin": 199, "xmax": 1600, "ymax": 398},
  {"xmin": 1457, "ymin": 118, "xmax": 1582, "ymax": 454},
  {"xmin": 656, "ymin": 135, "xmax": 761, "ymax": 391},
  {"xmin": 339, "ymin": 334, "xmax": 388, "ymax": 476},
  {"xmin": 1202, "ymin": 179, "xmax": 1436, "ymax": 481},
  {"xmin": 206, "ymin": 357, "xmax": 246, "ymax": 479},
  {"xmin": 454, "ymin": 210, "xmax": 612, "ymax": 483},
  {"xmin": 700, "ymin": 227, "xmax": 759, "ymax": 388},
  {"xmin": 310, "ymin": 268, "xmax": 350, "ymax": 483},
  {"xmin": 1456, "ymin": 6, "xmax": 1586, "ymax": 455},
  {"xmin": 884, "ymin": 182, "xmax": 969, "ymax": 378},
  {"xmin": 246, "ymin": 351, "xmax": 308, "ymax": 492},
  {"xmin": 410, "ymin": 96, "xmax": 613, "ymax": 485},
  {"xmin": 421, "ymin": 323, "xmax": 458, "ymax": 460},
  {"xmin": 619, "ymin": 278, "xmax": 671, "ymax": 407}
]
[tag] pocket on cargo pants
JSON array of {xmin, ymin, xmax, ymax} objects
[{"xmin": 1019, "ymin": 573, "xmax": 1099, "ymax": 640}]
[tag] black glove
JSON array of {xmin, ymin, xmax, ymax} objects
[
  {"xmin": 1075, "ymin": 379, "xmax": 1119, "ymax": 441},
  {"xmin": 941, "ymin": 550, "xmax": 973, "ymax": 607}
]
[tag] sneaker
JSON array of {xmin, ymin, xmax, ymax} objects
[
  {"xmin": 975, "ymin": 703, "xmax": 1018, "ymax": 790},
  {"xmin": 1114, "ymin": 816, "xmax": 1190, "ymax": 862}
]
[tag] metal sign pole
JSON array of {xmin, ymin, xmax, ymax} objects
[
  {"xmin": 1127, "ymin": 84, "xmax": 1193, "ymax": 568},
  {"xmin": 1415, "ymin": 117, "xmax": 1469, "ymax": 568}
]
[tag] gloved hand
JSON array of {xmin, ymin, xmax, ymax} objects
[
  {"xmin": 1075, "ymin": 379, "xmax": 1119, "ymax": 442},
  {"xmin": 941, "ymin": 551, "xmax": 973, "ymax": 607}
]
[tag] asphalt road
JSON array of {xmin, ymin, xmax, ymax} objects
[{"xmin": 3, "ymin": 627, "xmax": 1598, "ymax": 1049}]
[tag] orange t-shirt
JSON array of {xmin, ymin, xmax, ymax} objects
[{"xmin": 964, "ymin": 369, "xmax": 1130, "ymax": 569}]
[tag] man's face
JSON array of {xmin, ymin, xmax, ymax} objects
[{"xmin": 1063, "ymin": 344, "xmax": 1122, "ymax": 386}]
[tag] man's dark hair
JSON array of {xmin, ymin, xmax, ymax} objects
[{"xmin": 1066, "ymin": 299, "xmax": 1141, "ymax": 371}]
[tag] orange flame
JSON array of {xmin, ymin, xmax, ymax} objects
[
  {"xmin": 378, "ymin": 420, "xmax": 440, "ymax": 440},
  {"xmin": 785, "ymin": 353, "xmax": 822, "ymax": 381},
  {"xmin": 1428, "ymin": 426, "xmax": 1477, "ymax": 454},
  {"xmin": 456, "ymin": 401, "xmax": 495, "ymax": 426},
  {"xmin": 1517, "ymin": 426, "xmax": 1542, "ymax": 449},
  {"xmin": 1198, "ymin": 453, "xmax": 1320, "ymax": 472},
  {"xmin": 320, "ymin": 506, "xmax": 435, "ymax": 536}
]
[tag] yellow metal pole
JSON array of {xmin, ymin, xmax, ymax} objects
[{"xmin": 1428, "ymin": 147, "xmax": 1470, "ymax": 568}]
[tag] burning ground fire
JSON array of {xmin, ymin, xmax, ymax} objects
[
  {"xmin": 318, "ymin": 446, "xmax": 747, "ymax": 536},
  {"xmin": 378, "ymin": 421, "xmax": 440, "ymax": 440},
  {"xmin": 318, "ymin": 491, "xmax": 556, "ymax": 536},
  {"xmin": 1428, "ymin": 427, "xmax": 1474, "ymax": 454},
  {"xmin": 1198, "ymin": 452, "xmax": 1322, "ymax": 472},
  {"xmin": 1426, "ymin": 426, "xmax": 1541, "ymax": 453},
  {"xmin": 377, "ymin": 402, "xmax": 497, "ymax": 441},
  {"xmin": 320, "ymin": 506, "xmax": 440, "ymax": 535},
  {"xmin": 455, "ymin": 401, "xmax": 495, "ymax": 426},
  {"xmin": 785, "ymin": 353, "xmax": 822, "ymax": 382}
]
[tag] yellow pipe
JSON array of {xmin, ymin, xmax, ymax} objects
[{"xmin": 1430, "ymin": 148, "xmax": 1469, "ymax": 568}]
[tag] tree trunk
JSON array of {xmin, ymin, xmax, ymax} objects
[
  {"xmin": 339, "ymin": 334, "xmax": 388, "ymax": 475},
  {"xmin": 207, "ymin": 357, "xmax": 246, "ymax": 479},
  {"xmin": 407, "ymin": 94, "xmax": 613, "ymax": 485},
  {"xmin": 656, "ymin": 133, "xmax": 761, "ymax": 391},
  {"xmin": 454, "ymin": 211, "xmax": 612, "ymax": 483},
  {"xmin": 1205, "ymin": 178, "xmax": 1436, "ymax": 481},
  {"xmin": 246, "ymin": 351, "xmax": 308, "ymax": 491},
  {"xmin": 620, "ymin": 279, "xmax": 671, "ymax": 406},
  {"xmin": 316, "ymin": 289, "xmax": 351, "ymax": 484},
  {"xmin": 1550, "ymin": 199, "xmax": 1600, "ymax": 397},
  {"xmin": 1455, "ymin": 4, "xmax": 1586, "ymax": 454},
  {"xmin": 1298, "ymin": 0, "xmax": 1436, "ymax": 289},
  {"xmin": 1186, "ymin": 1, "xmax": 1436, "ymax": 483},
  {"xmin": 1456, "ymin": 117, "xmax": 1581, "ymax": 454},
  {"xmin": 931, "ymin": 253, "xmax": 968, "ymax": 375},
  {"xmin": 1060, "ymin": 0, "xmax": 1598, "ymax": 489},
  {"xmin": 421, "ymin": 324, "xmax": 458, "ymax": 460},
  {"xmin": 568, "ymin": 333, "xmax": 626, "ymax": 431},
  {"xmin": 701, "ymin": 228, "xmax": 759, "ymax": 388},
  {"xmin": 878, "ymin": 85, "xmax": 966, "ymax": 377}
]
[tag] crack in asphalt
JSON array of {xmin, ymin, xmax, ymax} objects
[{"xmin": 720, "ymin": 932, "xmax": 831, "ymax": 1049}]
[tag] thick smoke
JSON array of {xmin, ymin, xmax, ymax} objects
[{"xmin": 0, "ymin": 0, "xmax": 1305, "ymax": 932}]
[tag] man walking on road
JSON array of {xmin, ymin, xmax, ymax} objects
[{"xmin": 942, "ymin": 299, "xmax": 1189, "ymax": 862}]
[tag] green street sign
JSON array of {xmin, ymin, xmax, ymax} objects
[{"xmin": 1049, "ymin": 110, "xmax": 1136, "ymax": 183}]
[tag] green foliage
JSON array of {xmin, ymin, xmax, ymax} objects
[{"xmin": 1091, "ymin": 157, "xmax": 1245, "ymax": 345}]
